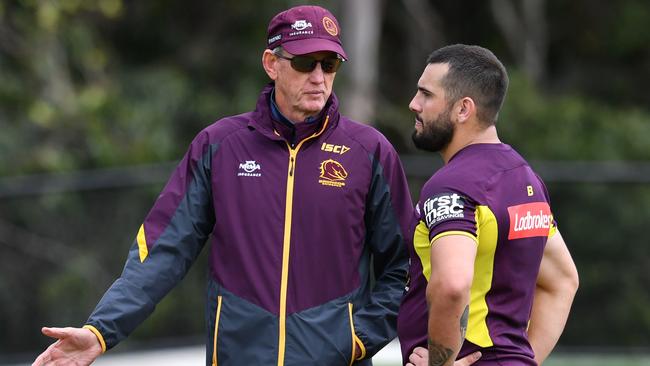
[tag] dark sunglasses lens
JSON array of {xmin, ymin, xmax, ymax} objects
[
  {"xmin": 290, "ymin": 56, "xmax": 318, "ymax": 72},
  {"xmin": 289, "ymin": 56, "xmax": 341, "ymax": 73},
  {"xmin": 321, "ymin": 58, "xmax": 341, "ymax": 73}
]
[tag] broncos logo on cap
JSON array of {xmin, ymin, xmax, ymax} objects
[{"xmin": 322, "ymin": 16, "xmax": 338, "ymax": 36}]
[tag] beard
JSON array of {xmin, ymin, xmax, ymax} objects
[{"xmin": 411, "ymin": 106, "xmax": 455, "ymax": 152}]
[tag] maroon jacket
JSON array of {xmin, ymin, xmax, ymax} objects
[{"xmin": 85, "ymin": 83, "xmax": 412, "ymax": 365}]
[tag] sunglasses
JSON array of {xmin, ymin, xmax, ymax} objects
[{"xmin": 274, "ymin": 52, "xmax": 343, "ymax": 73}]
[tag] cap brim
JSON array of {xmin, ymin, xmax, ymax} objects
[{"xmin": 282, "ymin": 38, "xmax": 348, "ymax": 60}]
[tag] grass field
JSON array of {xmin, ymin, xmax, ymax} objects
[
  {"xmin": 7, "ymin": 343, "xmax": 649, "ymax": 365},
  {"xmin": 373, "ymin": 354, "xmax": 650, "ymax": 366},
  {"xmin": 84, "ymin": 345, "xmax": 649, "ymax": 366},
  {"xmin": 543, "ymin": 354, "xmax": 650, "ymax": 366}
]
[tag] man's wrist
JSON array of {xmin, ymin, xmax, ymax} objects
[{"xmin": 82, "ymin": 325, "xmax": 107, "ymax": 353}]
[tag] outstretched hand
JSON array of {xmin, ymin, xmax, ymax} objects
[
  {"xmin": 406, "ymin": 346, "xmax": 481, "ymax": 366},
  {"xmin": 32, "ymin": 327, "xmax": 102, "ymax": 366}
]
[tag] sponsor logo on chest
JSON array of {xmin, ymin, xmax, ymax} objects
[
  {"xmin": 507, "ymin": 202, "xmax": 552, "ymax": 239},
  {"xmin": 321, "ymin": 142, "xmax": 350, "ymax": 155},
  {"xmin": 238, "ymin": 160, "xmax": 261, "ymax": 177},
  {"xmin": 318, "ymin": 159, "xmax": 348, "ymax": 188},
  {"xmin": 423, "ymin": 193, "xmax": 465, "ymax": 228}
]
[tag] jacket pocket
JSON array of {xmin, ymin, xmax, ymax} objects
[
  {"xmin": 347, "ymin": 303, "xmax": 366, "ymax": 365},
  {"xmin": 212, "ymin": 295, "xmax": 223, "ymax": 366},
  {"xmin": 283, "ymin": 300, "xmax": 357, "ymax": 365}
]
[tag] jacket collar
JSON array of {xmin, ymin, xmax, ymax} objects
[
  {"xmin": 270, "ymin": 88, "xmax": 320, "ymax": 125},
  {"xmin": 249, "ymin": 82, "xmax": 340, "ymax": 143}
]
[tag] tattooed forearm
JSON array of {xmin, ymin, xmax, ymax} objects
[
  {"xmin": 428, "ymin": 338, "xmax": 454, "ymax": 366},
  {"xmin": 460, "ymin": 305, "xmax": 469, "ymax": 342}
]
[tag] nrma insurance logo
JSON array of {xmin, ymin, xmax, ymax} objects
[
  {"xmin": 291, "ymin": 20, "xmax": 312, "ymax": 31},
  {"xmin": 238, "ymin": 160, "xmax": 261, "ymax": 177}
]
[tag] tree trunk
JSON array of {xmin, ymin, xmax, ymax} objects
[
  {"xmin": 341, "ymin": 0, "xmax": 383, "ymax": 124},
  {"xmin": 490, "ymin": 0, "xmax": 547, "ymax": 85}
]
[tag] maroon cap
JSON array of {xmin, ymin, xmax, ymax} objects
[{"xmin": 266, "ymin": 5, "xmax": 348, "ymax": 60}]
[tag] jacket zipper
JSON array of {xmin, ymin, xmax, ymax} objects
[
  {"xmin": 348, "ymin": 303, "xmax": 356, "ymax": 366},
  {"xmin": 348, "ymin": 302, "xmax": 367, "ymax": 364},
  {"xmin": 277, "ymin": 115, "xmax": 330, "ymax": 366},
  {"xmin": 212, "ymin": 295, "xmax": 223, "ymax": 366}
]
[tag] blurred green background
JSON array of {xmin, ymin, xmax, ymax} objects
[{"xmin": 1, "ymin": 0, "xmax": 649, "ymax": 364}]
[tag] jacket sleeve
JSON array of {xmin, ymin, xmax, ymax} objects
[
  {"xmin": 84, "ymin": 131, "xmax": 216, "ymax": 351},
  {"xmin": 353, "ymin": 142, "xmax": 412, "ymax": 358}
]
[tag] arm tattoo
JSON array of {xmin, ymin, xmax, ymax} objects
[
  {"xmin": 427, "ymin": 306, "xmax": 469, "ymax": 366},
  {"xmin": 460, "ymin": 305, "xmax": 469, "ymax": 342},
  {"xmin": 428, "ymin": 338, "xmax": 453, "ymax": 366}
]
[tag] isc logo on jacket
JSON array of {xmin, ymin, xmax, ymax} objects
[{"xmin": 321, "ymin": 142, "xmax": 350, "ymax": 155}]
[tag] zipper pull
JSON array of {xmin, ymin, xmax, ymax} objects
[{"xmin": 289, "ymin": 156, "xmax": 295, "ymax": 176}]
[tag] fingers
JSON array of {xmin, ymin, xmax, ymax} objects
[
  {"xmin": 468, "ymin": 351, "xmax": 482, "ymax": 363},
  {"xmin": 35, "ymin": 327, "xmax": 70, "ymax": 365},
  {"xmin": 41, "ymin": 327, "xmax": 69, "ymax": 339},
  {"xmin": 408, "ymin": 353, "xmax": 422, "ymax": 363},
  {"xmin": 32, "ymin": 342, "xmax": 57, "ymax": 366},
  {"xmin": 455, "ymin": 351, "xmax": 482, "ymax": 366},
  {"xmin": 412, "ymin": 346, "xmax": 428, "ymax": 356},
  {"xmin": 408, "ymin": 346, "xmax": 427, "ymax": 366},
  {"xmin": 32, "ymin": 352, "xmax": 49, "ymax": 366},
  {"xmin": 409, "ymin": 347, "xmax": 482, "ymax": 366}
]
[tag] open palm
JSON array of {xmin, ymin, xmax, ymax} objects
[{"xmin": 32, "ymin": 327, "xmax": 102, "ymax": 366}]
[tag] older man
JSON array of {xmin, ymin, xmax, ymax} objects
[{"xmin": 33, "ymin": 5, "xmax": 412, "ymax": 366}]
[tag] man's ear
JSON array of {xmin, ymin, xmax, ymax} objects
[
  {"xmin": 262, "ymin": 49, "xmax": 279, "ymax": 80},
  {"xmin": 456, "ymin": 97, "xmax": 476, "ymax": 123}
]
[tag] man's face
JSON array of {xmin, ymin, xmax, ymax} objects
[
  {"xmin": 273, "ymin": 50, "xmax": 337, "ymax": 120},
  {"xmin": 409, "ymin": 63, "xmax": 455, "ymax": 152}
]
